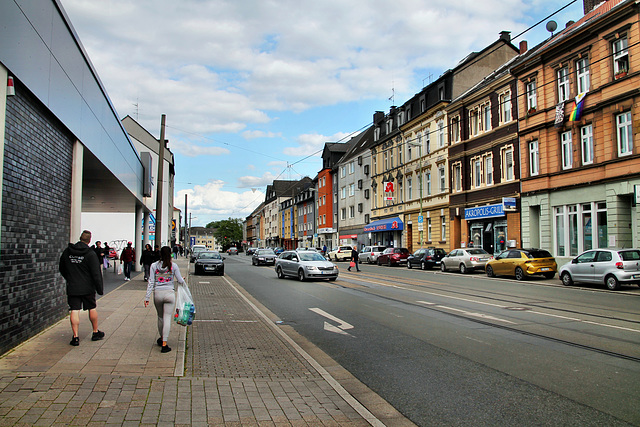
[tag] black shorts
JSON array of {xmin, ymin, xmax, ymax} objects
[{"xmin": 68, "ymin": 294, "xmax": 97, "ymax": 311}]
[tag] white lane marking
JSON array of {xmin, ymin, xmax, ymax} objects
[
  {"xmin": 426, "ymin": 303, "xmax": 516, "ymax": 324},
  {"xmin": 309, "ymin": 308, "xmax": 354, "ymax": 336},
  {"xmin": 529, "ymin": 311, "xmax": 640, "ymax": 333}
]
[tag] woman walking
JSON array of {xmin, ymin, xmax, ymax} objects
[
  {"xmin": 144, "ymin": 246, "xmax": 186, "ymax": 353},
  {"xmin": 140, "ymin": 244, "xmax": 155, "ymax": 281}
]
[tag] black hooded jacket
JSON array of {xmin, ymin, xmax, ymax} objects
[{"xmin": 59, "ymin": 242, "xmax": 104, "ymax": 296}]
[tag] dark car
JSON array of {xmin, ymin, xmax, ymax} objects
[
  {"xmin": 246, "ymin": 247, "xmax": 257, "ymax": 256},
  {"xmin": 194, "ymin": 251, "xmax": 225, "ymax": 275},
  {"xmin": 190, "ymin": 245, "xmax": 207, "ymax": 263},
  {"xmin": 252, "ymin": 249, "xmax": 277, "ymax": 266},
  {"xmin": 407, "ymin": 247, "xmax": 447, "ymax": 270},
  {"xmin": 377, "ymin": 248, "xmax": 410, "ymax": 266}
]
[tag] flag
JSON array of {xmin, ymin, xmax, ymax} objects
[{"xmin": 569, "ymin": 93, "xmax": 586, "ymax": 122}]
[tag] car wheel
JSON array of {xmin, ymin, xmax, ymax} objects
[
  {"xmin": 276, "ymin": 266, "xmax": 285, "ymax": 279},
  {"xmin": 329, "ymin": 277, "xmax": 337, "ymax": 281},
  {"xmin": 407, "ymin": 261, "xmax": 412, "ymax": 269},
  {"xmin": 421, "ymin": 261, "xmax": 427, "ymax": 270},
  {"xmin": 560, "ymin": 272, "xmax": 573, "ymax": 286},
  {"xmin": 486, "ymin": 266, "xmax": 495, "ymax": 278},
  {"xmin": 440, "ymin": 263, "xmax": 447, "ymax": 272},
  {"xmin": 605, "ymin": 274, "xmax": 620, "ymax": 291},
  {"xmin": 219, "ymin": 269, "xmax": 224, "ymax": 276},
  {"xmin": 367, "ymin": 257, "xmax": 372, "ymax": 264},
  {"xmin": 298, "ymin": 269, "xmax": 306, "ymax": 282},
  {"xmin": 515, "ymin": 267, "xmax": 525, "ymax": 281},
  {"xmin": 377, "ymin": 259, "xmax": 382, "ymax": 266},
  {"xmin": 459, "ymin": 263, "xmax": 467, "ymax": 274},
  {"xmin": 334, "ymin": 255, "xmax": 339, "ymax": 262},
  {"xmin": 543, "ymin": 272, "xmax": 555, "ymax": 280}
]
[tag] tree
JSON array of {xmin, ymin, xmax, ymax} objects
[{"xmin": 206, "ymin": 218, "xmax": 242, "ymax": 249}]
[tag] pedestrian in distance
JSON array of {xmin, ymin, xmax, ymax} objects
[
  {"xmin": 347, "ymin": 245, "xmax": 361, "ymax": 272},
  {"xmin": 103, "ymin": 242, "xmax": 111, "ymax": 269},
  {"xmin": 59, "ymin": 230, "xmax": 105, "ymax": 346},
  {"xmin": 120, "ymin": 242, "xmax": 136, "ymax": 281},
  {"xmin": 140, "ymin": 243, "xmax": 155, "ymax": 281},
  {"xmin": 144, "ymin": 246, "xmax": 187, "ymax": 353},
  {"xmin": 92, "ymin": 240, "xmax": 105, "ymax": 271}
]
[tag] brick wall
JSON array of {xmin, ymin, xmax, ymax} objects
[{"xmin": 0, "ymin": 81, "xmax": 74, "ymax": 355}]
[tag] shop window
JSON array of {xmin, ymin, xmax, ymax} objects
[{"xmin": 554, "ymin": 202, "xmax": 607, "ymax": 256}]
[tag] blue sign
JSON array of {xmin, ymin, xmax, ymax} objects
[
  {"xmin": 465, "ymin": 204, "xmax": 505, "ymax": 220},
  {"xmin": 364, "ymin": 217, "xmax": 404, "ymax": 232},
  {"xmin": 418, "ymin": 215, "xmax": 424, "ymax": 223},
  {"xmin": 190, "ymin": 237, "xmax": 196, "ymax": 246}
]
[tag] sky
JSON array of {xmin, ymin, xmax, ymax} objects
[{"xmin": 61, "ymin": 0, "xmax": 585, "ymax": 227}]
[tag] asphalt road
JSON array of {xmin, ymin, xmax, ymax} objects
[{"xmin": 221, "ymin": 253, "xmax": 640, "ymax": 426}]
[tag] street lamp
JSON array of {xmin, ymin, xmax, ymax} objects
[{"xmin": 407, "ymin": 138, "xmax": 424, "ymax": 249}]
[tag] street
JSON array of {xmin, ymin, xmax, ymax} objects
[{"xmin": 223, "ymin": 253, "xmax": 640, "ymax": 426}]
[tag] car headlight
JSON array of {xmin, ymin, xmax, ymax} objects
[{"xmin": 306, "ymin": 266, "xmax": 318, "ymax": 271}]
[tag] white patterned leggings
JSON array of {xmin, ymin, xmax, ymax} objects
[{"xmin": 153, "ymin": 289, "xmax": 176, "ymax": 342}]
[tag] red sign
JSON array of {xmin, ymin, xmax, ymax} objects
[{"xmin": 384, "ymin": 182, "xmax": 394, "ymax": 193}]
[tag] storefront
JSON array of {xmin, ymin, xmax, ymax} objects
[
  {"xmin": 363, "ymin": 216, "xmax": 404, "ymax": 248},
  {"xmin": 465, "ymin": 201, "xmax": 517, "ymax": 256}
]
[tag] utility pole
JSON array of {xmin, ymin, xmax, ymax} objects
[
  {"xmin": 155, "ymin": 114, "xmax": 166, "ymax": 246},
  {"xmin": 185, "ymin": 193, "xmax": 189, "ymax": 250}
]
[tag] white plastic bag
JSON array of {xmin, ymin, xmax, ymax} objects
[
  {"xmin": 117, "ymin": 264, "xmax": 123, "ymax": 275},
  {"xmin": 174, "ymin": 284, "xmax": 195, "ymax": 326}
]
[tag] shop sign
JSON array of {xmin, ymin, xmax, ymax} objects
[
  {"xmin": 502, "ymin": 197, "xmax": 516, "ymax": 211},
  {"xmin": 465, "ymin": 204, "xmax": 505, "ymax": 220}
]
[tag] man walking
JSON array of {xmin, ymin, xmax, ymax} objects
[
  {"xmin": 59, "ymin": 230, "xmax": 105, "ymax": 346},
  {"xmin": 120, "ymin": 242, "xmax": 135, "ymax": 281},
  {"xmin": 347, "ymin": 245, "xmax": 361, "ymax": 272}
]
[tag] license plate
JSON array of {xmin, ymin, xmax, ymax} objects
[
  {"xmin": 540, "ymin": 268, "xmax": 550, "ymax": 272},
  {"xmin": 205, "ymin": 267, "xmax": 214, "ymax": 271}
]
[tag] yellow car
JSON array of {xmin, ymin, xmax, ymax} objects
[{"xmin": 485, "ymin": 248, "xmax": 557, "ymax": 280}]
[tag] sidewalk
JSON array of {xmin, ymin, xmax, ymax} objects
[{"xmin": 0, "ymin": 257, "xmax": 412, "ymax": 426}]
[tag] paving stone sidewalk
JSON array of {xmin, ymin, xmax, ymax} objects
[{"xmin": 0, "ymin": 257, "xmax": 409, "ymax": 426}]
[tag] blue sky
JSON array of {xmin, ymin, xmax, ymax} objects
[{"xmin": 62, "ymin": 0, "xmax": 585, "ymax": 227}]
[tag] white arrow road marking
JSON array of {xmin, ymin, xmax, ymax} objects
[{"xmin": 310, "ymin": 308, "xmax": 355, "ymax": 336}]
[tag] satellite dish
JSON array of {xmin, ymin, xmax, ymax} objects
[{"xmin": 546, "ymin": 20, "xmax": 557, "ymax": 34}]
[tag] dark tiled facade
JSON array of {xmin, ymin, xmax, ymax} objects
[{"xmin": 0, "ymin": 81, "xmax": 73, "ymax": 354}]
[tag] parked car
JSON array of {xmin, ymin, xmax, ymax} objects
[
  {"xmin": 440, "ymin": 248, "xmax": 493, "ymax": 274},
  {"xmin": 377, "ymin": 247, "xmax": 410, "ymax": 266},
  {"xmin": 190, "ymin": 245, "xmax": 207, "ymax": 263},
  {"xmin": 193, "ymin": 251, "xmax": 225, "ymax": 275},
  {"xmin": 407, "ymin": 247, "xmax": 447, "ymax": 270},
  {"xmin": 327, "ymin": 245, "xmax": 354, "ymax": 262},
  {"xmin": 558, "ymin": 248, "xmax": 640, "ymax": 290},
  {"xmin": 227, "ymin": 247, "xmax": 238, "ymax": 255},
  {"xmin": 485, "ymin": 248, "xmax": 557, "ymax": 280},
  {"xmin": 246, "ymin": 247, "xmax": 257, "ymax": 256},
  {"xmin": 108, "ymin": 248, "xmax": 118, "ymax": 259},
  {"xmin": 273, "ymin": 247, "xmax": 285, "ymax": 255},
  {"xmin": 275, "ymin": 250, "xmax": 338, "ymax": 281},
  {"xmin": 252, "ymin": 249, "xmax": 277, "ymax": 266},
  {"xmin": 358, "ymin": 246, "xmax": 387, "ymax": 264}
]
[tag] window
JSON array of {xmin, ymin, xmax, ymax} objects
[
  {"xmin": 438, "ymin": 165, "xmax": 446, "ymax": 193},
  {"xmin": 441, "ymin": 216, "xmax": 446, "ymax": 241},
  {"xmin": 384, "ymin": 151, "xmax": 388, "ymax": 170},
  {"xmin": 386, "ymin": 119, "xmax": 392, "ymax": 134},
  {"xmin": 561, "ymin": 131, "xmax": 573, "ymax": 170},
  {"xmin": 576, "ymin": 58, "xmax": 590, "ymax": 94},
  {"xmin": 613, "ymin": 37, "xmax": 629, "ymax": 75},
  {"xmin": 470, "ymin": 109, "xmax": 479, "ymax": 136},
  {"xmin": 617, "ymin": 111, "xmax": 633, "ymax": 156},
  {"xmin": 374, "ymin": 127, "xmax": 380, "ymax": 141},
  {"xmin": 501, "ymin": 146, "xmax": 514, "ymax": 181},
  {"xmin": 437, "ymin": 120, "xmax": 445, "ymax": 148},
  {"xmin": 483, "ymin": 104, "xmax": 491, "ymax": 132},
  {"xmin": 341, "ymin": 187, "xmax": 346, "ymax": 199},
  {"xmin": 499, "ymin": 91, "xmax": 511, "ymax": 123},
  {"xmin": 407, "ymin": 143, "xmax": 412, "ymax": 161},
  {"xmin": 427, "ymin": 218, "xmax": 432, "ymax": 241},
  {"xmin": 349, "ymin": 184, "xmax": 355, "ymax": 196},
  {"xmin": 341, "ymin": 208, "xmax": 346, "ymax": 220},
  {"xmin": 557, "ymin": 67, "xmax": 570, "ymax": 102},
  {"xmin": 485, "ymin": 155, "xmax": 493, "ymax": 185},
  {"xmin": 453, "ymin": 163, "xmax": 462, "ymax": 192},
  {"xmin": 372, "ymin": 156, "xmax": 377, "ymax": 175},
  {"xmin": 555, "ymin": 202, "xmax": 607, "ymax": 256},
  {"xmin": 349, "ymin": 206, "xmax": 355, "ymax": 218},
  {"xmin": 426, "ymin": 171, "xmax": 432, "ymax": 195},
  {"xmin": 407, "ymin": 177, "xmax": 413, "ymax": 200},
  {"xmin": 581, "ymin": 125, "xmax": 593, "ymax": 165},
  {"xmin": 390, "ymin": 147, "xmax": 394, "ymax": 168},
  {"xmin": 529, "ymin": 140, "xmax": 540, "ymax": 176},
  {"xmin": 451, "ymin": 117, "xmax": 460, "ymax": 143},
  {"xmin": 472, "ymin": 158, "xmax": 482, "ymax": 188},
  {"xmin": 349, "ymin": 161, "xmax": 355, "ymax": 174},
  {"xmin": 340, "ymin": 166, "xmax": 346, "ymax": 177},
  {"xmin": 526, "ymin": 80, "xmax": 537, "ymax": 110},
  {"xmin": 425, "ymin": 130, "xmax": 431, "ymax": 154}
]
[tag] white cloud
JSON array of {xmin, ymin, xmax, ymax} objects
[
  {"xmin": 283, "ymin": 132, "xmax": 351, "ymax": 157},
  {"xmin": 169, "ymin": 140, "xmax": 230, "ymax": 158},
  {"xmin": 242, "ymin": 130, "xmax": 282, "ymax": 139},
  {"xmin": 237, "ymin": 172, "xmax": 281, "ymax": 188},
  {"xmin": 177, "ymin": 181, "xmax": 263, "ymax": 224}
]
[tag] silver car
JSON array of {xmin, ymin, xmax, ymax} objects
[
  {"xmin": 252, "ymin": 249, "xmax": 277, "ymax": 266},
  {"xmin": 558, "ymin": 248, "xmax": 640, "ymax": 290},
  {"xmin": 440, "ymin": 248, "xmax": 493, "ymax": 274},
  {"xmin": 275, "ymin": 250, "xmax": 338, "ymax": 281},
  {"xmin": 358, "ymin": 246, "xmax": 387, "ymax": 264}
]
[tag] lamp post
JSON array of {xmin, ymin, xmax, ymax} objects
[{"xmin": 408, "ymin": 138, "xmax": 424, "ymax": 249}]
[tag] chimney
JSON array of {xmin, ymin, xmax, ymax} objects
[
  {"xmin": 499, "ymin": 31, "xmax": 511, "ymax": 43},
  {"xmin": 583, "ymin": 0, "xmax": 603, "ymax": 14},
  {"xmin": 519, "ymin": 40, "xmax": 528, "ymax": 54}
]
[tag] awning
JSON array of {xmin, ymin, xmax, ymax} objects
[{"xmin": 363, "ymin": 217, "xmax": 404, "ymax": 233}]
